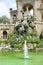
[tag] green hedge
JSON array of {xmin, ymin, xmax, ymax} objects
[{"xmin": 14, "ymin": 45, "xmax": 22, "ymax": 49}]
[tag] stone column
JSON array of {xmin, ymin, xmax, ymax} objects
[
  {"xmin": 16, "ymin": 0, "xmax": 22, "ymax": 22},
  {"xmin": 10, "ymin": 8, "xmax": 13, "ymax": 24},
  {"xmin": 9, "ymin": 8, "xmax": 14, "ymax": 33},
  {"xmin": 34, "ymin": 0, "xmax": 41, "ymax": 22},
  {"xmin": 34, "ymin": 0, "xmax": 42, "ymax": 36}
]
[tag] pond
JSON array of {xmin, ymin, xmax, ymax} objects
[{"xmin": 0, "ymin": 51, "xmax": 43, "ymax": 65}]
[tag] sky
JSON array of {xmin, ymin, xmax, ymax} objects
[
  {"xmin": 0, "ymin": 0, "xmax": 17, "ymax": 18},
  {"xmin": 0, "ymin": 0, "xmax": 33, "ymax": 18}
]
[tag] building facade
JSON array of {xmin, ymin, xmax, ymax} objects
[{"xmin": 0, "ymin": 0, "xmax": 43, "ymax": 40}]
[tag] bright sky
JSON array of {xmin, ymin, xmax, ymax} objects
[
  {"xmin": 0, "ymin": 0, "xmax": 17, "ymax": 18},
  {"xmin": 0, "ymin": 0, "xmax": 33, "ymax": 18}
]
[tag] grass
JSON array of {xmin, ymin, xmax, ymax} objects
[{"xmin": 0, "ymin": 51, "xmax": 43, "ymax": 65}]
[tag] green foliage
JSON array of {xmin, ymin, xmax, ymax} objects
[
  {"xmin": 14, "ymin": 45, "xmax": 22, "ymax": 49},
  {"xmin": 0, "ymin": 17, "xmax": 3, "ymax": 23},
  {"xmin": 3, "ymin": 40, "xmax": 9, "ymax": 44},
  {"xmin": 40, "ymin": 39, "xmax": 43, "ymax": 43},
  {"xmin": 8, "ymin": 33, "xmax": 19, "ymax": 44},
  {"xmin": 0, "ymin": 40, "xmax": 2, "ymax": 44},
  {"xmin": 8, "ymin": 33, "xmax": 14, "ymax": 39},
  {"xmin": 36, "ymin": 45, "xmax": 43, "ymax": 48},
  {"xmin": 33, "ymin": 39, "xmax": 40, "ymax": 44},
  {"xmin": 28, "ymin": 38, "xmax": 40, "ymax": 44},
  {"xmin": 0, "ymin": 16, "xmax": 10, "ymax": 23},
  {"xmin": 30, "ymin": 29, "xmax": 37, "ymax": 37}
]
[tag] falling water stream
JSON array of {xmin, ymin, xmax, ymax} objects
[{"xmin": 24, "ymin": 40, "xmax": 29, "ymax": 59}]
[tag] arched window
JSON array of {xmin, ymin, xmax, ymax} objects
[
  {"xmin": 23, "ymin": 3, "xmax": 33, "ymax": 12},
  {"xmin": 3, "ymin": 31, "xmax": 7, "ymax": 39}
]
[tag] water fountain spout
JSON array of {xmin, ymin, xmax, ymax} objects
[{"xmin": 24, "ymin": 40, "xmax": 30, "ymax": 59}]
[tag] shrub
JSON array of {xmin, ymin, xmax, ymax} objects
[{"xmin": 0, "ymin": 40, "xmax": 2, "ymax": 44}]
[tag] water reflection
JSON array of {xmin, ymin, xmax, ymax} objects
[{"xmin": 24, "ymin": 59, "xmax": 29, "ymax": 65}]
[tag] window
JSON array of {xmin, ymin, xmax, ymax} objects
[
  {"xmin": 13, "ymin": 15, "xmax": 17, "ymax": 23},
  {"xmin": 3, "ymin": 31, "xmax": 7, "ymax": 39}
]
